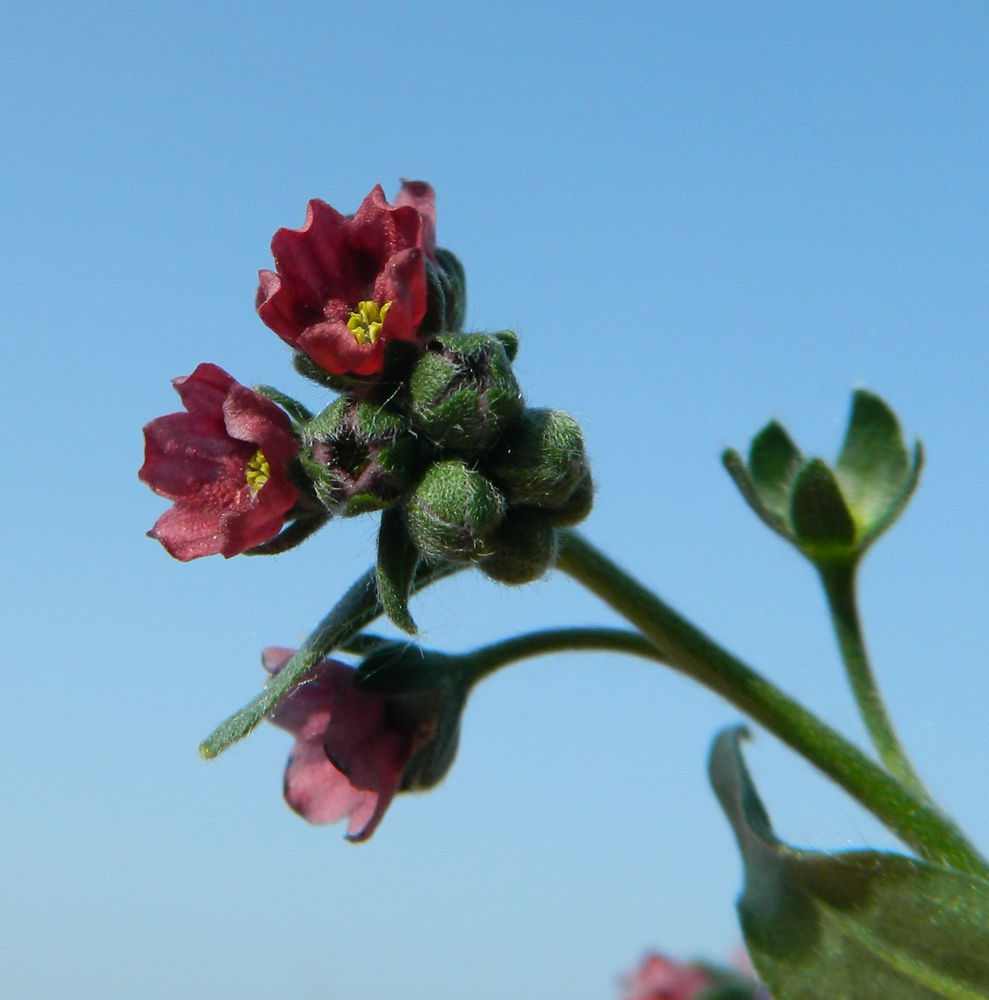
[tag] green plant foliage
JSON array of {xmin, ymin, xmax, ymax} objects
[
  {"xmin": 709, "ymin": 727, "xmax": 989, "ymax": 1000},
  {"xmin": 376, "ymin": 506, "xmax": 421, "ymax": 634},
  {"xmin": 723, "ymin": 390, "xmax": 923, "ymax": 567}
]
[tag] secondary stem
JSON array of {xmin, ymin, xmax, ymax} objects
[
  {"xmin": 817, "ymin": 560, "xmax": 929, "ymax": 800},
  {"xmin": 555, "ymin": 529, "xmax": 988, "ymax": 878}
]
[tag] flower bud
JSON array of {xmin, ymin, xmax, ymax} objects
[
  {"xmin": 486, "ymin": 407, "xmax": 587, "ymax": 509},
  {"xmin": 408, "ymin": 333, "xmax": 523, "ymax": 456},
  {"xmin": 405, "ymin": 459, "xmax": 506, "ymax": 562},
  {"xmin": 480, "ymin": 506, "xmax": 558, "ymax": 585},
  {"xmin": 301, "ymin": 397, "xmax": 419, "ymax": 517},
  {"xmin": 543, "ymin": 469, "xmax": 594, "ymax": 528}
]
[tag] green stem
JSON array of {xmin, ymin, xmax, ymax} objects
[
  {"xmin": 199, "ymin": 559, "xmax": 465, "ymax": 758},
  {"xmin": 555, "ymin": 530, "xmax": 988, "ymax": 878},
  {"xmin": 818, "ymin": 561, "xmax": 929, "ymax": 800},
  {"xmin": 454, "ymin": 626, "xmax": 675, "ymax": 687}
]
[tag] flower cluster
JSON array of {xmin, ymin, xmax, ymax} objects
[{"xmin": 139, "ymin": 181, "xmax": 592, "ymax": 836}]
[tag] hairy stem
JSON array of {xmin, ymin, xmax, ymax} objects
[
  {"xmin": 555, "ymin": 530, "xmax": 987, "ymax": 878},
  {"xmin": 818, "ymin": 561, "xmax": 929, "ymax": 800}
]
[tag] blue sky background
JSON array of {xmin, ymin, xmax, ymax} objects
[{"xmin": 3, "ymin": 3, "xmax": 989, "ymax": 997}]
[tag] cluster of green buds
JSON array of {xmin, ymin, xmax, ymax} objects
[{"xmin": 277, "ymin": 258, "xmax": 592, "ymax": 633}]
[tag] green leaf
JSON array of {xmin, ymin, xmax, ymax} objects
[
  {"xmin": 252, "ymin": 385, "xmax": 314, "ymax": 427},
  {"xmin": 709, "ymin": 727, "xmax": 989, "ymax": 1000},
  {"xmin": 198, "ymin": 559, "xmax": 464, "ymax": 758},
  {"xmin": 835, "ymin": 390, "xmax": 917, "ymax": 535},
  {"xmin": 376, "ymin": 506, "xmax": 421, "ymax": 634},
  {"xmin": 748, "ymin": 420, "xmax": 804, "ymax": 522},
  {"xmin": 789, "ymin": 458, "xmax": 856, "ymax": 553}
]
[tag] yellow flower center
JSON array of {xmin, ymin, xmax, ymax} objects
[
  {"xmin": 245, "ymin": 449, "xmax": 270, "ymax": 495},
  {"xmin": 346, "ymin": 299, "xmax": 392, "ymax": 346}
]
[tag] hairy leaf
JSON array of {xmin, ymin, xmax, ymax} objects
[{"xmin": 709, "ymin": 728, "xmax": 989, "ymax": 1000}]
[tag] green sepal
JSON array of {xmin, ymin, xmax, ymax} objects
[
  {"xmin": 300, "ymin": 397, "xmax": 347, "ymax": 445},
  {"xmin": 749, "ymin": 420, "xmax": 803, "ymax": 522},
  {"xmin": 710, "ymin": 727, "xmax": 989, "ymax": 1000},
  {"xmin": 354, "ymin": 642, "xmax": 452, "ymax": 694},
  {"xmin": 252, "ymin": 385, "xmax": 313, "ymax": 428},
  {"xmin": 835, "ymin": 390, "xmax": 924, "ymax": 547},
  {"xmin": 434, "ymin": 247, "xmax": 467, "ymax": 332},
  {"xmin": 420, "ymin": 258, "xmax": 448, "ymax": 338},
  {"xmin": 241, "ymin": 512, "xmax": 330, "ymax": 556},
  {"xmin": 375, "ymin": 506, "xmax": 421, "ymax": 634},
  {"xmin": 789, "ymin": 458, "xmax": 857, "ymax": 556},
  {"xmin": 492, "ymin": 329, "xmax": 519, "ymax": 362},
  {"xmin": 480, "ymin": 507, "xmax": 559, "ymax": 585},
  {"xmin": 543, "ymin": 469, "xmax": 594, "ymax": 528}
]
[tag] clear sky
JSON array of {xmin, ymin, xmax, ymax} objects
[{"xmin": 3, "ymin": 3, "xmax": 989, "ymax": 998}]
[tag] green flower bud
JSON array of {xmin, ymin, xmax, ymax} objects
[
  {"xmin": 480, "ymin": 506, "xmax": 558, "ymax": 585},
  {"xmin": 486, "ymin": 407, "xmax": 587, "ymax": 509},
  {"xmin": 406, "ymin": 459, "xmax": 506, "ymax": 562},
  {"xmin": 408, "ymin": 333, "xmax": 523, "ymax": 456},
  {"xmin": 301, "ymin": 397, "xmax": 419, "ymax": 517}
]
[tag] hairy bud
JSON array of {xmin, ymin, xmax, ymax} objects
[
  {"xmin": 408, "ymin": 333, "xmax": 523, "ymax": 456},
  {"xmin": 405, "ymin": 459, "xmax": 506, "ymax": 562},
  {"xmin": 486, "ymin": 407, "xmax": 587, "ymax": 509}
]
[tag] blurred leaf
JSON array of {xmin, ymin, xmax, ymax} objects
[{"xmin": 709, "ymin": 728, "xmax": 989, "ymax": 1000}]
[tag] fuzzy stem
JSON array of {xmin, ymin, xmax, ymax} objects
[
  {"xmin": 817, "ymin": 560, "xmax": 929, "ymax": 800},
  {"xmin": 555, "ymin": 530, "xmax": 987, "ymax": 878}
]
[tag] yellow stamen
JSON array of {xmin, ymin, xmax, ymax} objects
[
  {"xmin": 245, "ymin": 449, "xmax": 270, "ymax": 495},
  {"xmin": 346, "ymin": 300, "xmax": 392, "ymax": 345}
]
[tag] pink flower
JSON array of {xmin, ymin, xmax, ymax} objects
[
  {"xmin": 256, "ymin": 182, "xmax": 436, "ymax": 377},
  {"xmin": 621, "ymin": 954, "xmax": 711, "ymax": 1000},
  {"xmin": 139, "ymin": 363, "xmax": 298, "ymax": 560},
  {"xmin": 264, "ymin": 648, "xmax": 447, "ymax": 842}
]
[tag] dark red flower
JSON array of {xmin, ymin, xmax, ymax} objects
[
  {"xmin": 621, "ymin": 954, "xmax": 711, "ymax": 1000},
  {"xmin": 264, "ymin": 648, "xmax": 444, "ymax": 841},
  {"xmin": 139, "ymin": 363, "xmax": 298, "ymax": 560},
  {"xmin": 256, "ymin": 183, "xmax": 436, "ymax": 377}
]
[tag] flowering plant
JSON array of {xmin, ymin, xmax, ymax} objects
[{"xmin": 140, "ymin": 182, "xmax": 989, "ymax": 999}]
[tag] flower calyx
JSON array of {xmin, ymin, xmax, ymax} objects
[
  {"xmin": 299, "ymin": 396, "xmax": 420, "ymax": 518},
  {"xmin": 723, "ymin": 390, "xmax": 923, "ymax": 567},
  {"xmin": 264, "ymin": 643, "xmax": 465, "ymax": 841}
]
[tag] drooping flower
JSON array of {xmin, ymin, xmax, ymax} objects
[
  {"xmin": 264, "ymin": 647, "xmax": 456, "ymax": 841},
  {"xmin": 620, "ymin": 953, "xmax": 711, "ymax": 1000},
  {"xmin": 256, "ymin": 183, "xmax": 436, "ymax": 378},
  {"xmin": 139, "ymin": 363, "xmax": 298, "ymax": 560}
]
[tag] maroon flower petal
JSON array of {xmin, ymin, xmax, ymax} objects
[
  {"xmin": 148, "ymin": 501, "xmax": 224, "ymax": 562},
  {"xmin": 394, "ymin": 179, "xmax": 436, "ymax": 256},
  {"xmin": 256, "ymin": 185, "xmax": 431, "ymax": 376},
  {"xmin": 621, "ymin": 954, "xmax": 711, "ymax": 1000},
  {"xmin": 140, "ymin": 365, "xmax": 298, "ymax": 560}
]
